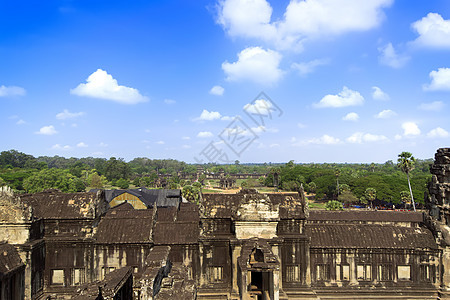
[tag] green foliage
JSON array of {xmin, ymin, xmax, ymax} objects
[
  {"xmin": 338, "ymin": 190, "xmax": 358, "ymax": 204},
  {"xmin": 400, "ymin": 190, "xmax": 411, "ymax": 202},
  {"xmin": 90, "ymin": 173, "xmax": 105, "ymax": 189},
  {"xmin": 241, "ymin": 178, "xmax": 258, "ymax": 188},
  {"xmin": 325, "ymin": 200, "xmax": 343, "ymax": 211},
  {"xmin": 192, "ymin": 181, "xmax": 202, "ymax": 189},
  {"xmin": 105, "ymin": 157, "xmax": 131, "ymax": 181},
  {"xmin": 115, "ymin": 178, "xmax": 130, "ymax": 189},
  {"xmin": 0, "ymin": 150, "xmax": 37, "ymax": 168},
  {"xmin": 23, "ymin": 169, "xmax": 85, "ymax": 193},
  {"xmin": 182, "ymin": 185, "xmax": 200, "ymax": 202}
]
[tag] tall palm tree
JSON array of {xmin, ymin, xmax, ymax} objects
[
  {"xmin": 397, "ymin": 152, "xmax": 416, "ymax": 212},
  {"xmin": 335, "ymin": 169, "xmax": 341, "ymax": 199}
]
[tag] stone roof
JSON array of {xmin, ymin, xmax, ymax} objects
[
  {"xmin": 73, "ymin": 266, "xmax": 132, "ymax": 299},
  {"xmin": 0, "ymin": 242, "xmax": 24, "ymax": 276},
  {"xmin": 153, "ymin": 222, "xmax": 199, "ymax": 245},
  {"xmin": 308, "ymin": 210, "xmax": 423, "ymax": 223},
  {"xmin": 92, "ymin": 188, "xmax": 181, "ymax": 208},
  {"xmin": 201, "ymin": 189, "xmax": 305, "ymax": 220},
  {"xmin": 306, "ymin": 224, "xmax": 438, "ymax": 249},
  {"xmin": 95, "ymin": 206, "xmax": 154, "ymax": 244},
  {"xmin": 19, "ymin": 190, "xmax": 104, "ymax": 220}
]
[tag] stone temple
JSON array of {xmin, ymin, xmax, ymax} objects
[{"xmin": 0, "ymin": 148, "xmax": 450, "ymax": 299}]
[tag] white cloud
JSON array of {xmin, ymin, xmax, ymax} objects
[
  {"xmin": 182, "ymin": 136, "xmax": 191, "ymax": 140},
  {"xmin": 303, "ymin": 134, "xmax": 341, "ymax": 145},
  {"xmin": 164, "ymin": 99, "xmax": 176, "ymax": 104},
  {"xmin": 196, "ymin": 109, "xmax": 222, "ymax": 121},
  {"xmin": 375, "ymin": 109, "xmax": 397, "ymax": 119},
  {"xmin": 51, "ymin": 144, "xmax": 71, "ymax": 150},
  {"xmin": 209, "ymin": 85, "xmax": 225, "ymax": 96},
  {"xmin": 244, "ymin": 99, "xmax": 273, "ymax": 115},
  {"xmin": 36, "ymin": 125, "xmax": 57, "ymax": 135},
  {"xmin": 346, "ymin": 132, "xmax": 388, "ymax": 143},
  {"xmin": 217, "ymin": 0, "xmax": 393, "ymax": 51},
  {"xmin": 70, "ymin": 69, "xmax": 148, "ymax": 104},
  {"xmin": 56, "ymin": 109, "xmax": 85, "ymax": 120},
  {"xmin": 297, "ymin": 123, "xmax": 307, "ymax": 129},
  {"xmin": 424, "ymin": 68, "xmax": 450, "ymax": 91},
  {"xmin": 402, "ymin": 122, "xmax": 421, "ymax": 136},
  {"xmin": 427, "ymin": 127, "xmax": 449, "ymax": 138},
  {"xmin": 182, "ymin": 145, "xmax": 191, "ymax": 149},
  {"xmin": 342, "ymin": 112, "xmax": 359, "ymax": 121},
  {"xmin": 418, "ymin": 101, "xmax": 444, "ymax": 111},
  {"xmin": 394, "ymin": 134, "xmax": 402, "ymax": 140},
  {"xmin": 0, "ymin": 85, "xmax": 26, "ymax": 97},
  {"xmin": 378, "ymin": 43, "xmax": 409, "ymax": 68},
  {"xmin": 372, "ymin": 86, "xmax": 390, "ymax": 101},
  {"xmin": 222, "ymin": 47, "xmax": 283, "ymax": 85},
  {"xmin": 291, "ymin": 58, "xmax": 329, "ymax": 75},
  {"xmin": 411, "ymin": 13, "xmax": 450, "ymax": 49},
  {"xmin": 197, "ymin": 131, "xmax": 214, "ymax": 138},
  {"xmin": 314, "ymin": 86, "xmax": 364, "ymax": 108},
  {"xmin": 16, "ymin": 119, "xmax": 26, "ymax": 125},
  {"xmin": 76, "ymin": 142, "xmax": 88, "ymax": 148},
  {"xmin": 99, "ymin": 142, "xmax": 108, "ymax": 147},
  {"xmin": 269, "ymin": 143, "xmax": 280, "ymax": 148},
  {"xmin": 156, "ymin": 141, "xmax": 165, "ymax": 145}
]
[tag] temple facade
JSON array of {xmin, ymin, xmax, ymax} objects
[{"xmin": 1, "ymin": 148, "xmax": 450, "ymax": 299}]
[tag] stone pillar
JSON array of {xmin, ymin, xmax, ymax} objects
[
  {"xmin": 231, "ymin": 244, "xmax": 241, "ymax": 295},
  {"xmin": 273, "ymin": 269, "xmax": 280, "ymax": 300},
  {"xmin": 442, "ymin": 247, "xmax": 450, "ymax": 297}
]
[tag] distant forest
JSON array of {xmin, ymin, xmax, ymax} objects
[{"xmin": 0, "ymin": 149, "xmax": 433, "ymax": 204}]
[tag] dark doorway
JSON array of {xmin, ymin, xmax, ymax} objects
[{"xmin": 249, "ymin": 271, "xmax": 272, "ymax": 300}]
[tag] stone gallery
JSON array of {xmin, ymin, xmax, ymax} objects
[{"xmin": 1, "ymin": 148, "xmax": 450, "ymax": 299}]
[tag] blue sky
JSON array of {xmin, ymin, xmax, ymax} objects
[{"xmin": 1, "ymin": 0, "xmax": 450, "ymax": 163}]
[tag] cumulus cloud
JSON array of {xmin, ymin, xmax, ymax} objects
[
  {"xmin": 182, "ymin": 136, "xmax": 191, "ymax": 140},
  {"xmin": 197, "ymin": 131, "xmax": 214, "ymax": 138},
  {"xmin": 378, "ymin": 43, "xmax": 409, "ymax": 68},
  {"xmin": 217, "ymin": 0, "xmax": 393, "ymax": 50},
  {"xmin": 76, "ymin": 142, "xmax": 88, "ymax": 148},
  {"xmin": 56, "ymin": 109, "xmax": 85, "ymax": 120},
  {"xmin": 196, "ymin": 110, "xmax": 222, "ymax": 121},
  {"xmin": 372, "ymin": 86, "xmax": 390, "ymax": 101},
  {"xmin": 346, "ymin": 132, "xmax": 388, "ymax": 143},
  {"xmin": 51, "ymin": 144, "xmax": 71, "ymax": 150},
  {"xmin": 402, "ymin": 122, "xmax": 421, "ymax": 136},
  {"xmin": 70, "ymin": 69, "xmax": 148, "ymax": 104},
  {"xmin": 342, "ymin": 112, "xmax": 359, "ymax": 121},
  {"xmin": 411, "ymin": 13, "xmax": 450, "ymax": 49},
  {"xmin": 375, "ymin": 109, "xmax": 397, "ymax": 119},
  {"xmin": 16, "ymin": 119, "xmax": 26, "ymax": 125},
  {"xmin": 156, "ymin": 141, "xmax": 165, "ymax": 145},
  {"xmin": 244, "ymin": 99, "xmax": 274, "ymax": 115},
  {"xmin": 291, "ymin": 58, "xmax": 329, "ymax": 75},
  {"xmin": 36, "ymin": 125, "xmax": 57, "ymax": 135},
  {"xmin": 209, "ymin": 85, "xmax": 225, "ymax": 96},
  {"xmin": 0, "ymin": 85, "xmax": 26, "ymax": 97},
  {"xmin": 222, "ymin": 47, "xmax": 283, "ymax": 85},
  {"xmin": 164, "ymin": 99, "xmax": 176, "ymax": 105},
  {"xmin": 423, "ymin": 68, "xmax": 450, "ymax": 91},
  {"xmin": 427, "ymin": 127, "xmax": 449, "ymax": 138},
  {"xmin": 314, "ymin": 86, "xmax": 364, "ymax": 108},
  {"xmin": 302, "ymin": 134, "xmax": 341, "ymax": 145},
  {"xmin": 418, "ymin": 101, "xmax": 444, "ymax": 111},
  {"xmin": 297, "ymin": 123, "xmax": 307, "ymax": 129}
]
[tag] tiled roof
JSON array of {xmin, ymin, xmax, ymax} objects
[
  {"xmin": 306, "ymin": 224, "xmax": 437, "ymax": 249},
  {"xmin": 0, "ymin": 243, "xmax": 24, "ymax": 275},
  {"xmin": 308, "ymin": 210, "xmax": 423, "ymax": 223}
]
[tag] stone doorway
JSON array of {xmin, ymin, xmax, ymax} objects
[{"xmin": 249, "ymin": 271, "xmax": 272, "ymax": 300}]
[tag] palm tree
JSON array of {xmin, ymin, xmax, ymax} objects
[
  {"xmin": 335, "ymin": 169, "xmax": 341, "ymax": 199},
  {"xmin": 397, "ymin": 152, "xmax": 417, "ymax": 212}
]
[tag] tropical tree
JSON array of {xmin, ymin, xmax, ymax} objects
[
  {"xmin": 400, "ymin": 190, "xmax": 411, "ymax": 203},
  {"xmin": 364, "ymin": 188, "xmax": 377, "ymax": 209},
  {"xmin": 182, "ymin": 185, "xmax": 200, "ymax": 203},
  {"xmin": 325, "ymin": 200, "xmax": 343, "ymax": 211},
  {"xmin": 335, "ymin": 169, "xmax": 341, "ymax": 198},
  {"xmin": 397, "ymin": 152, "xmax": 417, "ymax": 211}
]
